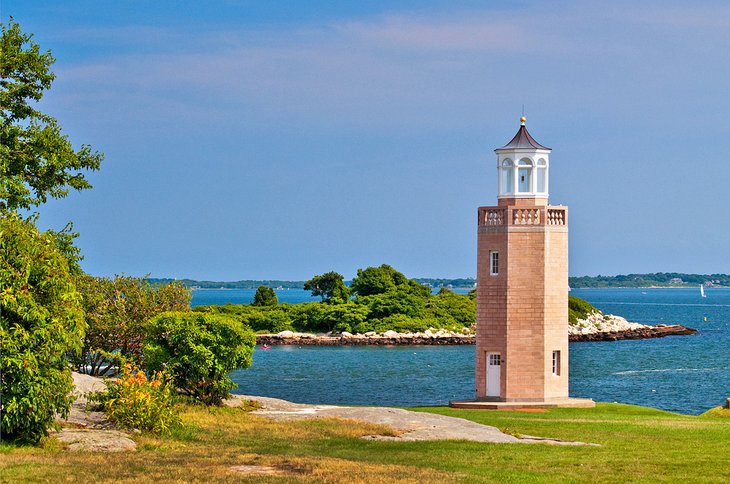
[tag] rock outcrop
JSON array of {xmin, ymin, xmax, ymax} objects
[
  {"xmin": 568, "ymin": 312, "xmax": 696, "ymax": 342},
  {"xmin": 256, "ymin": 315, "xmax": 697, "ymax": 346},
  {"xmin": 257, "ymin": 329, "xmax": 476, "ymax": 346}
]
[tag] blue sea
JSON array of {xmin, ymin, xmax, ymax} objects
[{"xmin": 193, "ymin": 287, "xmax": 730, "ymax": 415}]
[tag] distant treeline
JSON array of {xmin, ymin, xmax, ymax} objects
[
  {"xmin": 149, "ymin": 278, "xmax": 478, "ymax": 290},
  {"xmin": 569, "ymin": 273, "xmax": 730, "ymax": 288},
  {"xmin": 151, "ymin": 273, "xmax": 729, "ymax": 290},
  {"xmin": 148, "ymin": 279, "xmax": 307, "ymax": 289}
]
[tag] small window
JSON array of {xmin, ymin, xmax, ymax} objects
[
  {"xmin": 536, "ymin": 159, "xmax": 547, "ymax": 193},
  {"xmin": 489, "ymin": 354, "xmax": 501, "ymax": 366},
  {"xmin": 490, "ymin": 251, "xmax": 499, "ymax": 276},
  {"xmin": 552, "ymin": 350, "xmax": 561, "ymax": 375},
  {"xmin": 500, "ymin": 159, "xmax": 514, "ymax": 194}
]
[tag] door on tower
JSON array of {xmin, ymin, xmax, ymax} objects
[{"xmin": 486, "ymin": 352, "xmax": 501, "ymax": 397}]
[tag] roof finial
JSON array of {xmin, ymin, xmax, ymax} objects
[{"xmin": 520, "ymin": 116, "xmax": 526, "ymax": 126}]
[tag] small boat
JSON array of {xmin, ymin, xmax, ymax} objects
[
  {"xmin": 700, "ymin": 285, "xmax": 706, "ymax": 298},
  {"xmin": 261, "ymin": 344, "xmax": 271, "ymax": 350}
]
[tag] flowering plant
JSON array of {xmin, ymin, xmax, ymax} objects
[{"xmin": 91, "ymin": 363, "xmax": 180, "ymax": 434}]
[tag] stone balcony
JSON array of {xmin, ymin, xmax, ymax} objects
[{"xmin": 478, "ymin": 206, "xmax": 568, "ymax": 227}]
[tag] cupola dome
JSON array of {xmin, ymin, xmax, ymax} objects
[{"xmin": 494, "ymin": 117, "xmax": 551, "ymax": 200}]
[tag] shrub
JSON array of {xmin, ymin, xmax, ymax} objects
[
  {"xmin": 90, "ymin": 363, "xmax": 179, "ymax": 434},
  {"xmin": 422, "ymin": 291, "xmax": 475, "ymax": 328},
  {"xmin": 246, "ymin": 308, "xmax": 293, "ymax": 333},
  {"xmin": 0, "ymin": 214, "xmax": 86, "ymax": 442},
  {"xmin": 143, "ymin": 312, "xmax": 255, "ymax": 405},
  {"xmin": 291, "ymin": 302, "xmax": 370, "ymax": 333},
  {"xmin": 568, "ymin": 296, "xmax": 600, "ymax": 325}
]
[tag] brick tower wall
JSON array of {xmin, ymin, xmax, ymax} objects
[{"xmin": 475, "ymin": 202, "xmax": 569, "ymax": 401}]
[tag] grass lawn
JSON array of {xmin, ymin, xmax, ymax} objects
[{"xmin": 1, "ymin": 403, "xmax": 729, "ymax": 482}]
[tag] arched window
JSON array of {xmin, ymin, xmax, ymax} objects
[
  {"xmin": 517, "ymin": 158, "xmax": 533, "ymax": 193},
  {"xmin": 536, "ymin": 158, "xmax": 547, "ymax": 193},
  {"xmin": 500, "ymin": 159, "xmax": 514, "ymax": 195}
]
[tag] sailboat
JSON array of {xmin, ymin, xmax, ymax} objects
[{"xmin": 700, "ymin": 285, "xmax": 706, "ymax": 298}]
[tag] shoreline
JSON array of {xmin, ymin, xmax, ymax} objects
[{"xmin": 255, "ymin": 324, "xmax": 696, "ymax": 347}]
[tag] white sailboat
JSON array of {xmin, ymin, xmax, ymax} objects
[{"xmin": 700, "ymin": 285, "xmax": 706, "ymax": 298}]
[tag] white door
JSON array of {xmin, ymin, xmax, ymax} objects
[{"xmin": 486, "ymin": 352, "xmax": 501, "ymax": 397}]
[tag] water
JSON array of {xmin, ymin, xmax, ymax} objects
[
  {"xmin": 191, "ymin": 287, "xmax": 472, "ymax": 306},
  {"xmin": 217, "ymin": 287, "xmax": 729, "ymax": 415},
  {"xmin": 192, "ymin": 288, "xmax": 319, "ymax": 306}
]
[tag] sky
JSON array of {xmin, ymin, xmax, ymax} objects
[{"xmin": 3, "ymin": 1, "xmax": 729, "ymax": 281}]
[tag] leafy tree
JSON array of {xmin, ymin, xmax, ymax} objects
[
  {"xmin": 252, "ymin": 285, "xmax": 278, "ymax": 306},
  {"xmin": 350, "ymin": 264, "xmax": 407, "ymax": 296},
  {"xmin": 0, "ymin": 214, "xmax": 86, "ymax": 442},
  {"xmin": 350, "ymin": 264, "xmax": 430, "ymax": 299},
  {"xmin": 1, "ymin": 19, "xmax": 102, "ymax": 212},
  {"xmin": 75, "ymin": 275, "xmax": 191, "ymax": 375},
  {"xmin": 144, "ymin": 312, "xmax": 255, "ymax": 405},
  {"xmin": 304, "ymin": 271, "xmax": 350, "ymax": 304}
]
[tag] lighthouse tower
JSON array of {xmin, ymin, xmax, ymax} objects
[{"xmin": 465, "ymin": 117, "xmax": 586, "ymax": 407}]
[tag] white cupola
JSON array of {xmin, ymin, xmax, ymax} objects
[{"xmin": 494, "ymin": 117, "xmax": 551, "ymax": 200}]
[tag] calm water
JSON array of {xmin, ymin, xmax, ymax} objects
[{"xmin": 196, "ymin": 287, "xmax": 730, "ymax": 415}]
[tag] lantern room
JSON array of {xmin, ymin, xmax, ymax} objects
[{"xmin": 495, "ymin": 117, "xmax": 551, "ymax": 201}]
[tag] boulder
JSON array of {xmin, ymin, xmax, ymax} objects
[
  {"xmin": 382, "ymin": 330, "xmax": 399, "ymax": 338},
  {"xmin": 276, "ymin": 330, "xmax": 294, "ymax": 338}
]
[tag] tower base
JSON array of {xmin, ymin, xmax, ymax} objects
[{"xmin": 449, "ymin": 397, "xmax": 595, "ymax": 410}]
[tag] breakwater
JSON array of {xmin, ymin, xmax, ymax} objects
[{"xmin": 256, "ymin": 324, "xmax": 696, "ymax": 346}]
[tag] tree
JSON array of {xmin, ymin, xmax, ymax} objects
[
  {"xmin": 1, "ymin": 19, "xmax": 102, "ymax": 212},
  {"xmin": 0, "ymin": 214, "xmax": 86, "ymax": 442},
  {"xmin": 350, "ymin": 264, "xmax": 429, "ymax": 297},
  {"xmin": 252, "ymin": 285, "xmax": 278, "ymax": 306},
  {"xmin": 304, "ymin": 271, "xmax": 350, "ymax": 304},
  {"xmin": 75, "ymin": 275, "xmax": 191, "ymax": 375},
  {"xmin": 144, "ymin": 312, "xmax": 256, "ymax": 405}
]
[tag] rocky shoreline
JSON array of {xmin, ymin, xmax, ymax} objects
[
  {"xmin": 256, "ymin": 316, "xmax": 697, "ymax": 347},
  {"xmin": 567, "ymin": 312, "xmax": 697, "ymax": 342}
]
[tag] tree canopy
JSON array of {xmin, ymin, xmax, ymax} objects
[
  {"xmin": 0, "ymin": 214, "xmax": 86, "ymax": 442},
  {"xmin": 0, "ymin": 19, "xmax": 102, "ymax": 212},
  {"xmin": 304, "ymin": 271, "xmax": 350, "ymax": 304},
  {"xmin": 252, "ymin": 285, "xmax": 278, "ymax": 306}
]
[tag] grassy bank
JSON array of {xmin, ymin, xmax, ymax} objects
[{"xmin": 1, "ymin": 403, "xmax": 729, "ymax": 482}]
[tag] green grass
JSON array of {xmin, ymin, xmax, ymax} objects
[{"xmin": 1, "ymin": 403, "xmax": 729, "ymax": 482}]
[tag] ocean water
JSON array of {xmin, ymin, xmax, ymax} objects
[{"xmin": 201, "ymin": 287, "xmax": 729, "ymax": 415}]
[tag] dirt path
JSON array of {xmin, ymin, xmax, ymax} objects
[{"xmin": 225, "ymin": 395, "xmax": 595, "ymax": 445}]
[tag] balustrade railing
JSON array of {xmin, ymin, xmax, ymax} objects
[{"xmin": 478, "ymin": 206, "xmax": 567, "ymax": 227}]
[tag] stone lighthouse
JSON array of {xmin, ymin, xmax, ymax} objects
[{"xmin": 453, "ymin": 117, "xmax": 593, "ymax": 409}]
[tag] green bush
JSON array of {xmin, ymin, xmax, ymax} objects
[
  {"xmin": 90, "ymin": 363, "xmax": 179, "ymax": 434},
  {"xmin": 246, "ymin": 308, "xmax": 293, "ymax": 333},
  {"xmin": 422, "ymin": 291, "xmax": 476, "ymax": 328},
  {"xmin": 0, "ymin": 214, "xmax": 86, "ymax": 442},
  {"xmin": 143, "ymin": 312, "xmax": 255, "ymax": 405},
  {"xmin": 568, "ymin": 295, "xmax": 600, "ymax": 325},
  {"xmin": 291, "ymin": 302, "xmax": 370, "ymax": 333}
]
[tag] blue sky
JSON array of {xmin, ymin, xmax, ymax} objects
[{"xmin": 3, "ymin": 1, "xmax": 729, "ymax": 280}]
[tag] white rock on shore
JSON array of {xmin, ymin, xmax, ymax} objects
[{"xmin": 569, "ymin": 312, "xmax": 648, "ymax": 336}]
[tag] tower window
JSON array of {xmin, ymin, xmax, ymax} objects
[
  {"xmin": 500, "ymin": 159, "xmax": 514, "ymax": 195},
  {"xmin": 536, "ymin": 159, "xmax": 547, "ymax": 193},
  {"xmin": 490, "ymin": 251, "xmax": 499, "ymax": 275},
  {"xmin": 552, "ymin": 350, "xmax": 561, "ymax": 375},
  {"xmin": 517, "ymin": 158, "xmax": 533, "ymax": 193}
]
